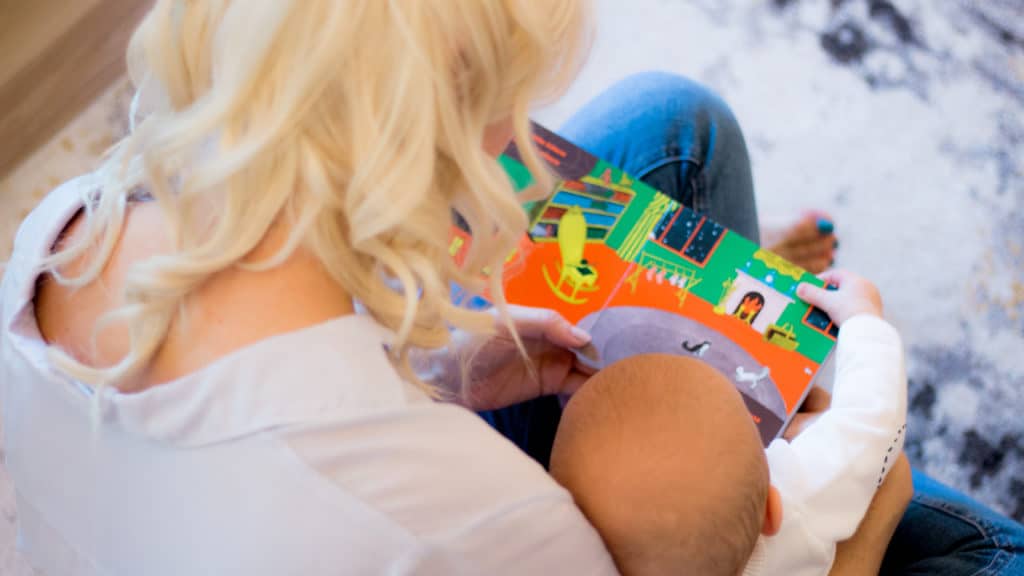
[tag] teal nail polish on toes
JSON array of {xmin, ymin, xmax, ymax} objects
[{"xmin": 816, "ymin": 218, "xmax": 834, "ymax": 234}]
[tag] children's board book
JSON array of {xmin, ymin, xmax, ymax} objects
[{"xmin": 450, "ymin": 123, "xmax": 838, "ymax": 446}]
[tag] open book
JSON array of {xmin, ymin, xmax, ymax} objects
[{"xmin": 451, "ymin": 123, "xmax": 838, "ymax": 445}]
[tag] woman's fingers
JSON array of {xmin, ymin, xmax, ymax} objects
[
  {"xmin": 559, "ymin": 370, "xmax": 590, "ymax": 397},
  {"xmin": 572, "ymin": 354, "xmax": 599, "ymax": 378},
  {"xmin": 535, "ymin": 348, "xmax": 593, "ymax": 397},
  {"xmin": 783, "ymin": 413, "xmax": 821, "ymax": 441},
  {"xmin": 498, "ymin": 305, "xmax": 591, "ymax": 349},
  {"xmin": 784, "ymin": 387, "xmax": 831, "ymax": 440},
  {"xmin": 802, "ymin": 386, "xmax": 832, "ymax": 412}
]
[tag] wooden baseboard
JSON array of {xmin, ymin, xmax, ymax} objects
[{"xmin": 0, "ymin": 0, "xmax": 152, "ymax": 178}]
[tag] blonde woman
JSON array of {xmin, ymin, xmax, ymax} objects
[{"xmin": 3, "ymin": 1, "xmax": 1019, "ymax": 574}]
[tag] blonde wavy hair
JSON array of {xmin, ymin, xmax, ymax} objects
[{"xmin": 43, "ymin": 0, "xmax": 589, "ymax": 393}]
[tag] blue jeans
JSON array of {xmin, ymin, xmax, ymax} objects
[
  {"xmin": 482, "ymin": 71, "xmax": 1024, "ymax": 574},
  {"xmin": 882, "ymin": 471, "xmax": 1024, "ymax": 575}
]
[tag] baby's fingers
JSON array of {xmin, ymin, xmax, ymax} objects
[{"xmin": 796, "ymin": 282, "xmax": 835, "ymax": 311}]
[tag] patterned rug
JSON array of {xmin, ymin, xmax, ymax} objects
[
  {"xmin": 0, "ymin": 2, "xmax": 1020, "ymax": 571},
  {"xmin": 538, "ymin": 0, "xmax": 1024, "ymax": 521}
]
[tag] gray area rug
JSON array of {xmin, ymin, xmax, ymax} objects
[{"xmin": 539, "ymin": 0, "xmax": 1024, "ymax": 520}]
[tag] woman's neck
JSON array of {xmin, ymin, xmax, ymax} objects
[{"xmin": 140, "ymin": 211, "xmax": 357, "ymax": 390}]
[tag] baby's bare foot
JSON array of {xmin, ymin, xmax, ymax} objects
[{"xmin": 762, "ymin": 211, "xmax": 837, "ymax": 274}]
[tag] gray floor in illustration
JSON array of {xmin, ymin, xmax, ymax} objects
[
  {"xmin": 578, "ymin": 306, "xmax": 789, "ymax": 420},
  {"xmin": 538, "ymin": 0, "xmax": 1024, "ymax": 520}
]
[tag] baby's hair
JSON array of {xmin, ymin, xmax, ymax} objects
[
  {"xmin": 40, "ymin": 0, "xmax": 590, "ymax": 394},
  {"xmin": 551, "ymin": 354, "xmax": 768, "ymax": 576}
]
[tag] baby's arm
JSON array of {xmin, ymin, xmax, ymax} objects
[{"xmin": 763, "ymin": 271, "xmax": 908, "ymax": 555}]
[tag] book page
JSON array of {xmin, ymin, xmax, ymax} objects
[{"xmin": 453, "ymin": 123, "xmax": 838, "ymax": 445}]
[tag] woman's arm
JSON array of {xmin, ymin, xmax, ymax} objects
[
  {"xmin": 785, "ymin": 389, "xmax": 914, "ymax": 576},
  {"xmin": 828, "ymin": 453, "xmax": 913, "ymax": 576},
  {"xmin": 412, "ymin": 305, "xmax": 595, "ymax": 410}
]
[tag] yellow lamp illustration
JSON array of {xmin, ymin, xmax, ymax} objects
[{"xmin": 542, "ymin": 206, "xmax": 599, "ymax": 304}]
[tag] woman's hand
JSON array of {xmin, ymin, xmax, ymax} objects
[
  {"xmin": 782, "ymin": 385, "xmax": 831, "ymax": 441},
  {"xmin": 423, "ymin": 305, "xmax": 596, "ymax": 412}
]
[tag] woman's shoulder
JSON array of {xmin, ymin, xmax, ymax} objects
[
  {"xmin": 31, "ymin": 183, "xmax": 171, "ymax": 376},
  {"xmin": 3, "ymin": 174, "xmax": 93, "ymax": 301},
  {"xmin": 25, "ymin": 171, "xmax": 360, "ymax": 391},
  {"xmin": 9, "ymin": 173, "xmax": 96, "ymax": 260},
  {"xmin": 2, "ymin": 174, "xmax": 97, "ymax": 370}
]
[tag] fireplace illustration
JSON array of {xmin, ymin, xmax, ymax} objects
[{"xmin": 720, "ymin": 270, "xmax": 794, "ymax": 335}]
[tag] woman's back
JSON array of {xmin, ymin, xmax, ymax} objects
[{"xmin": 0, "ymin": 177, "xmax": 616, "ymax": 575}]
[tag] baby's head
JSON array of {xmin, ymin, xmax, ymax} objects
[{"xmin": 550, "ymin": 354, "xmax": 782, "ymax": 576}]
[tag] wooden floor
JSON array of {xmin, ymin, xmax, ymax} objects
[{"xmin": 0, "ymin": 0, "xmax": 151, "ymax": 178}]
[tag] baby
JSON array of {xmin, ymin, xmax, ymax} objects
[{"xmin": 550, "ymin": 270, "xmax": 907, "ymax": 576}]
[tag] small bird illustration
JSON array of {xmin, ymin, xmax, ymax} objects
[{"xmin": 681, "ymin": 340, "xmax": 711, "ymax": 358}]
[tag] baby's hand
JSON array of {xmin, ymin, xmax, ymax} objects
[{"xmin": 796, "ymin": 269, "xmax": 883, "ymax": 325}]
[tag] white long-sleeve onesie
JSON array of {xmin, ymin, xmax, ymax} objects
[{"xmin": 744, "ymin": 315, "xmax": 908, "ymax": 576}]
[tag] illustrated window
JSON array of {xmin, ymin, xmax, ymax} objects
[
  {"xmin": 803, "ymin": 305, "xmax": 839, "ymax": 339},
  {"xmin": 653, "ymin": 206, "xmax": 725, "ymax": 266}
]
